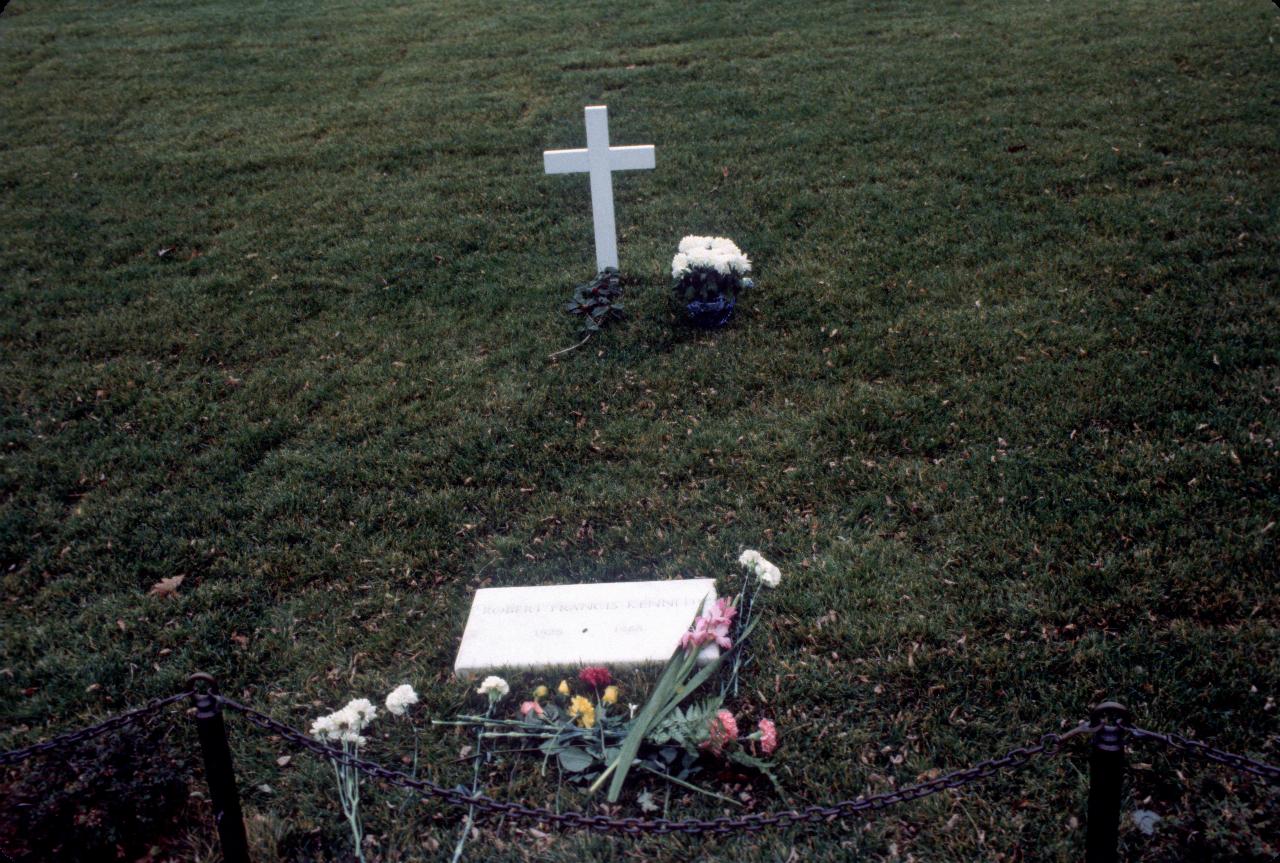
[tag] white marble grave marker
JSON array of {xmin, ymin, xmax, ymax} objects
[
  {"xmin": 454, "ymin": 579, "xmax": 716, "ymax": 675},
  {"xmin": 543, "ymin": 105, "xmax": 655, "ymax": 272}
]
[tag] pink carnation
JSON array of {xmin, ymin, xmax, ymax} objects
[
  {"xmin": 757, "ymin": 718, "xmax": 778, "ymax": 755},
  {"xmin": 519, "ymin": 700, "xmax": 544, "ymax": 718},
  {"xmin": 578, "ymin": 666, "xmax": 613, "ymax": 689},
  {"xmin": 703, "ymin": 709, "xmax": 739, "ymax": 755}
]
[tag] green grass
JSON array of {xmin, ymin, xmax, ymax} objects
[{"xmin": 1, "ymin": 0, "xmax": 1277, "ymax": 859}]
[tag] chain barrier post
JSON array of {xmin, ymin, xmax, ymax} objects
[
  {"xmin": 1085, "ymin": 701, "xmax": 1130, "ymax": 863},
  {"xmin": 189, "ymin": 673, "xmax": 252, "ymax": 863}
]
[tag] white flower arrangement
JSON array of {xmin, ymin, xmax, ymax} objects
[
  {"xmin": 671, "ymin": 235, "xmax": 754, "ymax": 312},
  {"xmin": 672, "ymin": 235, "xmax": 752, "ymax": 279},
  {"xmin": 309, "ymin": 685, "xmax": 430, "ymax": 862},
  {"xmin": 310, "ymin": 697, "xmax": 380, "ymax": 862}
]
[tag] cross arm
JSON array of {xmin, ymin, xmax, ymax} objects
[
  {"xmin": 543, "ymin": 148, "xmax": 589, "ymax": 174},
  {"xmin": 608, "ymin": 145, "xmax": 655, "ymax": 171}
]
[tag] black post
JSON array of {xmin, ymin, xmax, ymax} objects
[
  {"xmin": 189, "ymin": 673, "xmax": 252, "ymax": 863},
  {"xmin": 1085, "ymin": 700, "xmax": 1130, "ymax": 863}
]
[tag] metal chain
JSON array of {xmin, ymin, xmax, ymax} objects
[
  {"xmin": 0, "ymin": 691, "xmax": 193, "ymax": 768},
  {"xmin": 220, "ymin": 696, "xmax": 1092, "ymax": 835},
  {"xmin": 8, "ymin": 690, "xmax": 1277, "ymax": 838},
  {"xmin": 1128, "ymin": 725, "xmax": 1280, "ymax": 783}
]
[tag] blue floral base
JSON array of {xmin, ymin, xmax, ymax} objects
[{"xmin": 685, "ymin": 295, "xmax": 736, "ymax": 329}]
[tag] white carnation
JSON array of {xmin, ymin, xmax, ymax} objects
[
  {"xmin": 311, "ymin": 698, "xmax": 375, "ymax": 746},
  {"xmin": 739, "ymin": 549, "xmax": 781, "ymax": 587},
  {"xmin": 757, "ymin": 561, "xmax": 782, "ymax": 588},
  {"xmin": 671, "ymin": 252, "xmax": 690, "ymax": 278},
  {"xmin": 385, "ymin": 683, "xmax": 419, "ymax": 717},
  {"xmin": 477, "ymin": 675, "xmax": 509, "ymax": 700},
  {"xmin": 331, "ymin": 707, "xmax": 360, "ymax": 737},
  {"xmin": 310, "ymin": 715, "xmax": 337, "ymax": 740},
  {"xmin": 345, "ymin": 698, "xmax": 376, "ymax": 725},
  {"xmin": 710, "ymin": 236, "xmax": 740, "ymax": 254}
]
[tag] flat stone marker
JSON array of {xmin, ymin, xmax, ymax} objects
[{"xmin": 454, "ymin": 579, "xmax": 717, "ymax": 675}]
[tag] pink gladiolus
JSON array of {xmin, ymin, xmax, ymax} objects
[
  {"xmin": 713, "ymin": 597, "xmax": 737, "ymax": 622},
  {"xmin": 679, "ymin": 615, "xmax": 711, "ymax": 650},
  {"xmin": 679, "ymin": 597, "xmax": 738, "ymax": 651},
  {"xmin": 706, "ymin": 598, "xmax": 736, "ymax": 648},
  {"xmin": 758, "ymin": 718, "xmax": 778, "ymax": 755}
]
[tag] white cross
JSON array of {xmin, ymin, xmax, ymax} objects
[{"xmin": 543, "ymin": 105, "xmax": 655, "ymax": 272}]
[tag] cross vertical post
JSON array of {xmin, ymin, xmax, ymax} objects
[{"xmin": 584, "ymin": 106, "xmax": 618, "ymax": 273}]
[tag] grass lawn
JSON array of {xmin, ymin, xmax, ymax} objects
[{"xmin": 1, "ymin": 0, "xmax": 1277, "ymax": 859}]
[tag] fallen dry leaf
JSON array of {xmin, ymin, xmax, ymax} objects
[{"xmin": 148, "ymin": 575, "xmax": 184, "ymax": 598}]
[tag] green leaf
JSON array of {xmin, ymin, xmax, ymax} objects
[
  {"xmin": 635, "ymin": 762, "xmax": 743, "ymax": 807},
  {"xmin": 590, "ymin": 647, "xmax": 687, "ymax": 798},
  {"xmin": 727, "ymin": 749, "xmax": 786, "ymax": 794},
  {"xmin": 557, "ymin": 747, "xmax": 595, "ymax": 772}
]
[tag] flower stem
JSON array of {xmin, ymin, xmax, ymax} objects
[
  {"xmin": 547, "ymin": 333, "xmax": 592, "ymax": 360},
  {"xmin": 450, "ymin": 703, "xmax": 491, "ymax": 863},
  {"xmin": 635, "ymin": 763, "xmax": 743, "ymax": 807}
]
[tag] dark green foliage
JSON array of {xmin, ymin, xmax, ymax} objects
[
  {"xmin": 673, "ymin": 266, "xmax": 754, "ymax": 303},
  {"xmin": 565, "ymin": 267, "xmax": 625, "ymax": 332},
  {"xmin": 0, "ymin": 0, "xmax": 1276, "ymax": 859},
  {"xmin": 0, "ymin": 725, "xmax": 191, "ymax": 862}
]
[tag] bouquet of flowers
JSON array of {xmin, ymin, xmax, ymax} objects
[
  {"xmin": 309, "ymin": 549, "xmax": 786, "ymax": 857},
  {"xmin": 308, "ymin": 686, "xmax": 422, "ymax": 862},
  {"xmin": 440, "ymin": 549, "xmax": 785, "ymax": 806},
  {"xmin": 670, "ymin": 236, "xmax": 753, "ymax": 303},
  {"xmin": 591, "ymin": 548, "xmax": 780, "ymax": 801}
]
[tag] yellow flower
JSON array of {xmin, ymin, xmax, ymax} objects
[
  {"xmin": 533, "ymin": 685, "xmax": 549, "ymax": 700},
  {"xmin": 557, "ymin": 680, "xmax": 571, "ymax": 696},
  {"xmin": 602, "ymin": 685, "xmax": 619, "ymax": 705},
  {"xmin": 568, "ymin": 695, "xmax": 596, "ymax": 729}
]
